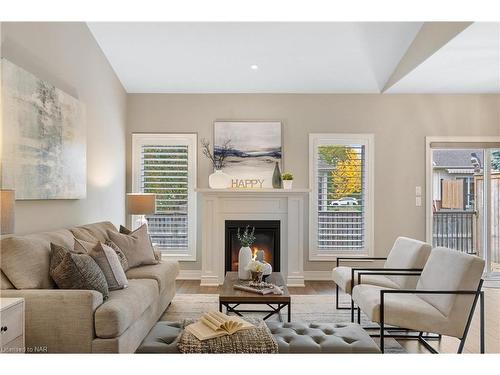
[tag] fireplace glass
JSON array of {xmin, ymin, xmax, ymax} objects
[{"xmin": 225, "ymin": 220, "xmax": 280, "ymax": 273}]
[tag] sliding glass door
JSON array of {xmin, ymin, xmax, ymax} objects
[{"xmin": 428, "ymin": 139, "xmax": 500, "ymax": 280}]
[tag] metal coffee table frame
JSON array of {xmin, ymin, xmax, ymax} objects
[{"xmin": 219, "ymin": 301, "xmax": 291, "ymax": 322}]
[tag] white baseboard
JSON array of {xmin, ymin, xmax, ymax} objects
[
  {"xmin": 177, "ymin": 269, "xmax": 202, "ymax": 280},
  {"xmin": 177, "ymin": 270, "xmax": 332, "ymax": 281},
  {"xmin": 303, "ymin": 271, "xmax": 332, "ymax": 280}
]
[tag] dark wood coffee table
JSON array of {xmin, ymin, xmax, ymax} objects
[{"xmin": 219, "ymin": 272, "xmax": 291, "ymax": 322}]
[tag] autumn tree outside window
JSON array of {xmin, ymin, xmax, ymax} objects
[{"xmin": 309, "ymin": 134, "xmax": 374, "ymax": 259}]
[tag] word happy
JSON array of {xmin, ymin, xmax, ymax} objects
[{"xmin": 231, "ymin": 179, "xmax": 265, "ymax": 189}]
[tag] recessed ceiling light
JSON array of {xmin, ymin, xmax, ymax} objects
[{"xmin": 250, "ymin": 64, "xmax": 259, "ymax": 70}]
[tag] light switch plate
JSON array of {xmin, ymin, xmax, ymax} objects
[
  {"xmin": 416, "ymin": 196, "xmax": 422, "ymax": 207},
  {"xmin": 415, "ymin": 186, "xmax": 422, "ymax": 196}
]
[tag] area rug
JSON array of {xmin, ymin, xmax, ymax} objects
[{"xmin": 161, "ymin": 294, "xmax": 406, "ymax": 353}]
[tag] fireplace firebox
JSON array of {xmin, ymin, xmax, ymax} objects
[{"xmin": 225, "ymin": 220, "xmax": 280, "ymax": 274}]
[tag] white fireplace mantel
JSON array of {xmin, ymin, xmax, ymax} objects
[{"xmin": 196, "ymin": 188, "xmax": 310, "ymax": 287}]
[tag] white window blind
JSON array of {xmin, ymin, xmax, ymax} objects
[
  {"xmin": 133, "ymin": 134, "xmax": 197, "ymax": 260},
  {"xmin": 309, "ymin": 134, "xmax": 373, "ymax": 259}
]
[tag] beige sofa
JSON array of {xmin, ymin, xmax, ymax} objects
[{"xmin": 0, "ymin": 221, "xmax": 179, "ymax": 353}]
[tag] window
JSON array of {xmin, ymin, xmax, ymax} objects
[
  {"xmin": 309, "ymin": 134, "xmax": 374, "ymax": 260},
  {"xmin": 132, "ymin": 133, "xmax": 197, "ymax": 261}
]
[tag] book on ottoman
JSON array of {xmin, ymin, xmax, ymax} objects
[{"xmin": 186, "ymin": 311, "xmax": 254, "ymax": 341}]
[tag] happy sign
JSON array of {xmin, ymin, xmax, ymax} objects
[{"xmin": 231, "ymin": 179, "xmax": 265, "ymax": 189}]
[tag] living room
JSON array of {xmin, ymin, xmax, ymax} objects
[{"xmin": 1, "ymin": 0, "xmax": 500, "ymax": 372}]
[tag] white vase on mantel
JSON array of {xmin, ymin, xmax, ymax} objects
[
  {"xmin": 209, "ymin": 169, "xmax": 231, "ymax": 189},
  {"xmin": 238, "ymin": 246, "xmax": 252, "ymax": 280}
]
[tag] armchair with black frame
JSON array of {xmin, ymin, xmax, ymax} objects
[
  {"xmin": 332, "ymin": 237, "xmax": 432, "ymax": 314},
  {"xmin": 352, "ymin": 247, "xmax": 486, "ymax": 353}
]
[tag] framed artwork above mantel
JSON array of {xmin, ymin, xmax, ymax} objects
[{"xmin": 214, "ymin": 121, "xmax": 283, "ymax": 189}]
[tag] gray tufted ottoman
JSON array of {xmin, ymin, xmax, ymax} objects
[
  {"xmin": 137, "ymin": 321, "xmax": 380, "ymax": 354},
  {"xmin": 266, "ymin": 321, "xmax": 380, "ymax": 353}
]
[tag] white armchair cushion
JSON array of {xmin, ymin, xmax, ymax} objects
[
  {"xmin": 332, "ymin": 266, "xmax": 399, "ymax": 294},
  {"xmin": 416, "ymin": 247, "xmax": 484, "ymax": 320},
  {"xmin": 351, "ymin": 284, "xmax": 464, "ymax": 337},
  {"xmin": 383, "ymin": 237, "xmax": 432, "ymax": 288}
]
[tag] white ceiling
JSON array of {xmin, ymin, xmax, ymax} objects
[
  {"xmin": 88, "ymin": 22, "xmax": 500, "ymax": 94},
  {"xmin": 88, "ymin": 22, "xmax": 422, "ymax": 93},
  {"xmin": 388, "ymin": 22, "xmax": 500, "ymax": 93}
]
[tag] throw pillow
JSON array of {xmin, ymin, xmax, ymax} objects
[
  {"xmin": 106, "ymin": 224, "xmax": 158, "ymax": 268},
  {"xmin": 153, "ymin": 248, "xmax": 162, "ymax": 262},
  {"xmin": 49, "ymin": 242, "xmax": 68, "ymax": 272},
  {"xmin": 88, "ymin": 242, "xmax": 128, "ymax": 290},
  {"xmin": 74, "ymin": 238, "xmax": 129, "ymax": 272},
  {"xmin": 73, "ymin": 238, "xmax": 95, "ymax": 253},
  {"xmin": 105, "ymin": 240, "xmax": 130, "ymax": 272},
  {"xmin": 49, "ymin": 243, "xmax": 109, "ymax": 299},
  {"xmin": 120, "ymin": 225, "xmax": 162, "ymax": 262},
  {"xmin": 119, "ymin": 225, "xmax": 132, "ymax": 235}
]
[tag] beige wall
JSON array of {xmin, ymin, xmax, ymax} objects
[
  {"xmin": 1, "ymin": 22, "xmax": 127, "ymax": 234},
  {"xmin": 127, "ymin": 94, "xmax": 500, "ymax": 272}
]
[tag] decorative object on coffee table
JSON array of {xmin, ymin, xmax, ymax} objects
[
  {"xmin": 261, "ymin": 262, "xmax": 272, "ymax": 279},
  {"xmin": 233, "ymin": 280, "xmax": 283, "ymax": 295},
  {"xmin": 251, "ymin": 271, "xmax": 263, "ymax": 282},
  {"xmin": 272, "ymin": 162, "xmax": 283, "ymax": 188},
  {"xmin": 201, "ymin": 138, "xmax": 232, "ymax": 189},
  {"xmin": 281, "ymin": 172, "xmax": 293, "ymax": 189},
  {"xmin": 253, "ymin": 249, "xmax": 272, "ymax": 279},
  {"xmin": 219, "ymin": 272, "xmax": 291, "ymax": 322},
  {"xmin": 237, "ymin": 226, "xmax": 256, "ymax": 280},
  {"xmin": 127, "ymin": 193, "xmax": 156, "ymax": 230},
  {"xmin": 246, "ymin": 260, "xmax": 264, "ymax": 282}
]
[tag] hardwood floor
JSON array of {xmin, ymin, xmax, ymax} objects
[{"xmin": 175, "ymin": 280, "xmax": 500, "ymax": 354}]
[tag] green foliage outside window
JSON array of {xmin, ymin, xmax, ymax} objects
[{"xmin": 142, "ymin": 147, "xmax": 188, "ymax": 213}]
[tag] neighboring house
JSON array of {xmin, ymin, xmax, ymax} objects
[{"xmin": 432, "ymin": 149, "xmax": 483, "ymax": 210}]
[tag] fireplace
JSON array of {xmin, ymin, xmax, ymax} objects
[{"xmin": 225, "ymin": 220, "xmax": 280, "ymax": 273}]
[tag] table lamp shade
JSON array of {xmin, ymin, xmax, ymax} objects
[
  {"xmin": 1, "ymin": 190, "xmax": 15, "ymax": 235},
  {"xmin": 127, "ymin": 193, "xmax": 156, "ymax": 215}
]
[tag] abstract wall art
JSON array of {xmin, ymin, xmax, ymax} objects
[
  {"xmin": 214, "ymin": 121, "xmax": 282, "ymax": 188},
  {"xmin": 1, "ymin": 59, "xmax": 86, "ymax": 199}
]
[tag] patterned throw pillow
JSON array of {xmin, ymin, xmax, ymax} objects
[
  {"xmin": 74, "ymin": 238, "xmax": 129, "ymax": 272},
  {"xmin": 49, "ymin": 243, "xmax": 109, "ymax": 299},
  {"xmin": 105, "ymin": 240, "xmax": 130, "ymax": 271},
  {"xmin": 88, "ymin": 242, "xmax": 128, "ymax": 290},
  {"xmin": 107, "ymin": 224, "xmax": 158, "ymax": 269}
]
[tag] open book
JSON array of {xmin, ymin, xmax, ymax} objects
[{"xmin": 185, "ymin": 311, "xmax": 254, "ymax": 341}]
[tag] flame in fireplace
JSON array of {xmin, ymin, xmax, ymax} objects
[{"xmin": 252, "ymin": 247, "xmax": 259, "ymax": 260}]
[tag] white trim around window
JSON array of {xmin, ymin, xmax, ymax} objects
[
  {"xmin": 132, "ymin": 133, "xmax": 197, "ymax": 261},
  {"xmin": 309, "ymin": 133, "xmax": 374, "ymax": 260}
]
